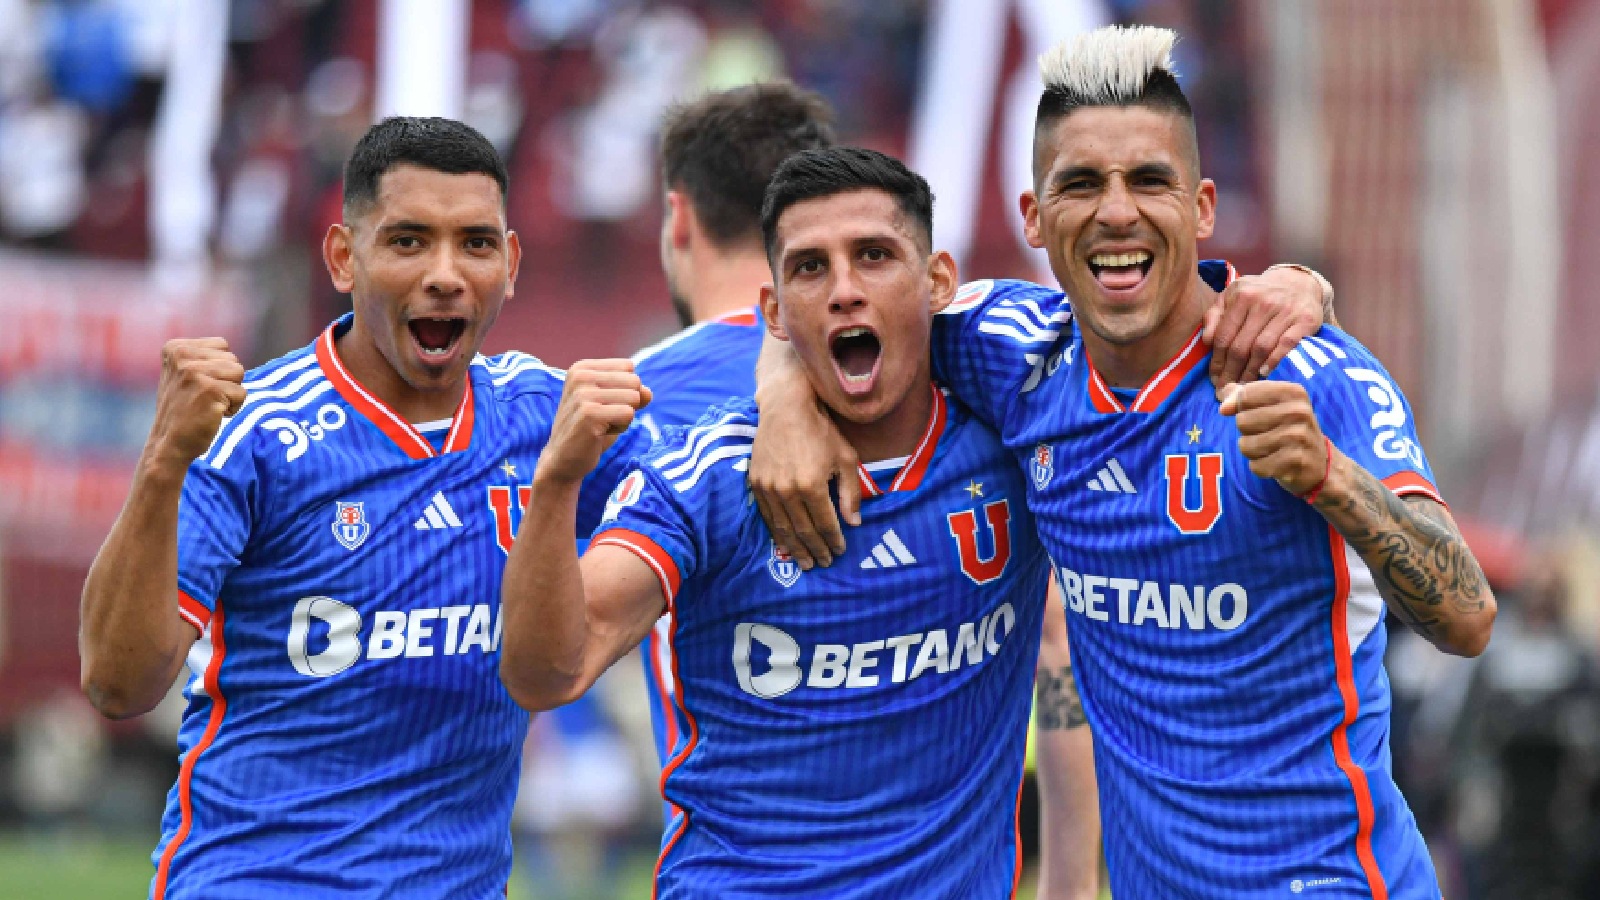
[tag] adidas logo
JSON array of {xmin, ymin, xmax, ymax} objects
[
  {"xmin": 413, "ymin": 491, "xmax": 463, "ymax": 530},
  {"xmin": 859, "ymin": 529, "xmax": 917, "ymax": 569},
  {"xmin": 1087, "ymin": 459, "xmax": 1137, "ymax": 493}
]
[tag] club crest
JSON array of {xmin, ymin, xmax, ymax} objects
[
  {"xmin": 767, "ymin": 541, "xmax": 802, "ymax": 588},
  {"xmin": 1031, "ymin": 443, "xmax": 1055, "ymax": 490},
  {"xmin": 332, "ymin": 501, "xmax": 371, "ymax": 550},
  {"xmin": 603, "ymin": 470, "xmax": 646, "ymax": 523}
]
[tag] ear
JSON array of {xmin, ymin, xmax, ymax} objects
[
  {"xmin": 1020, "ymin": 191, "xmax": 1045, "ymax": 249},
  {"xmin": 504, "ymin": 230, "xmax": 523, "ymax": 301},
  {"xmin": 665, "ymin": 190, "xmax": 693, "ymax": 251},
  {"xmin": 1195, "ymin": 179, "xmax": 1217, "ymax": 242},
  {"xmin": 927, "ymin": 250, "xmax": 959, "ymax": 315},
  {"xmin": 760, "ymin": 282, "xmax": 788, "ymax": 341},
  {"xmin": 324, "ymin": 224, "xmax": 355, "ymax": 293}
]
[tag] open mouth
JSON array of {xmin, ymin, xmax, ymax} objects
[
  {"xmin": 408, "ymin": 317, "xmax": 467, "ymax": 361},
  {"xmin": 830, "ymin": 326, "xmax": 882, "ymax": 394},
  {"xmin": 1087, "ymin": 250, "xmax": 1154, "ymax": 293}
]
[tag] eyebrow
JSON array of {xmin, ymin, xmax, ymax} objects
[
  {"xmin": 378, "ymin": 221, "xmax": 503, "ymax": 235},
  {"xmin": 1053, "ymin": 162, "xmax": 1181, "ymax": 186},
  {"xmin": 778, "ymin": 231, "xmax": 907, "ymax": 267}
]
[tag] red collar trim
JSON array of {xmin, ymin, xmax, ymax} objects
[
  {"xmin": 855, "ymin": 384, "xmax": 948, "ymax": 496},
  {"xmin": 1085, "ymin": 327, "xmax": 1207, "ymax": 415},
  {"xmin": 713, "ymin": 307, "xmax": 760, "ymax": 326},
  {"xmin": 315, "ymin": 324, "xmax": 475, "ymax": 459}
]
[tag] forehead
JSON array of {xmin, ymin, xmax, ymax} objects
[
  {"xmin": 775, "ymin": 189, "xmax": 915, "ymax": 252},
  {"xmin": 367, "ymin": 164, "xmax": 505, "ymax": 226},
  {"xmin": 1038, "ymin": 106, "xmax": 1192, "ymax": 176}
]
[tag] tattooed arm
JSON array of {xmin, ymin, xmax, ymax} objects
[
  {"xmin": 1034, "ymin": 579, "xmax": 1100, "ymax": 900},
  {"xmin": 1222, "ymin": 381, "xmax": 1497, "ymax": 657},
  {"xmin": 1312, "ymin": 457, "xmax": 1495, "ymax": 656}
]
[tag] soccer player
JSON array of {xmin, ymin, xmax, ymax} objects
[
  {"xmin": 641, "ymin": 83, "xmax": 1329, "ymax": 900},
  {"xmin": 500, "ymin": 147, "xmax": 1057, "ymax": 897},
  {"xmin": 629, "ymin": 83, "xmax": 837, "ymax": 773},
  {"xmin": 79, "ymin": 117, "xmax": 648, "ymax": 899},
  {"xmin": 749, "ymin": 27, "xmax": 1497, "ymax": 899}
]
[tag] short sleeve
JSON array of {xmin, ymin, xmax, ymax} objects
[
  {"xmin": 929, "ymin": 279, "xmax": 1070, "ymax": 430},
  {"xmin": 1270, "ymin": 328, "xmax": 1443, "ymax": 504},
  {"xmin": 576, "ymin": 419, "xmax": 657, "ymax": 536},
  {"xmin": 587, "ymin": 402, "xmax": 754, "ymax": 610},
  {"xmin": 175, "ymin": 452, "xmax": 259, "ymax": 635}
]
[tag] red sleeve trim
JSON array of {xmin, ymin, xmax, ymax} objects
[
  {"xmin": 591, "ymin": 528, "xmax": 683, "ymax": 610},
  {"xmin": 177, "ymin": 590, "xmax": 211, "ymax": 636},
  {"xmin": 1382, "ymin": 472, "xmax": 1446, "ymax": 508}
]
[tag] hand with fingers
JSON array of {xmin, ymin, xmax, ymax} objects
[
  {"xmin": 1202, "ymin": 265, "xmax": 1331, "ymax": 390},
  {"xmin": 146, "ymin": 338, "xmax": 249, "ymax": 470},
  {"xmin": 748, "ymin": 376, "xmax": 862, "ymax": 571},
  {"xmin": 1218, "ymin": 381, "xmax": 1332, "ymax": 500},
  {"xmin": 537, "ymin": 359, "xmax": 653, "ymax": 485}
]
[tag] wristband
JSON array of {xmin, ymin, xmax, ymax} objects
[{"xmin": 1301, "ymin": 437, "xmax": 1333, "ymax": 503}]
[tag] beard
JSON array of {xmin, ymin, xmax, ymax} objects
[{"xmin": 668, "ymin": 284, "xmax": 695, "ymax": 328}]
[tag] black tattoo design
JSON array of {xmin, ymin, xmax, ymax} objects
[
  {"xmin": 1036, "ymin": 664, "xmax": 1088, "ymax": 730},
  {"xmin": 1315, "ymin": 465, "xmax": 1489, "ymax": 646}
]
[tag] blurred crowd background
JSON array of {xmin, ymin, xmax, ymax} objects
[{"xmin": 0, "ymin": 0, "xmax": 1597, "ymax": 897}]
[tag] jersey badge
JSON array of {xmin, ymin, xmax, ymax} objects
[
  {"xmin": 1031, "ymin": 443, "xmax": 1055, "ymax": 490},
  {"xmin": 332, "ymin": 500, "xmax": 372, "ymax": 550},
  {"xmin": 1164, "ymin": 453, "xmax": 1224, "ymax": 534},
  {"xmin": 488, "ymin": 484, "xmax": 532, "ymax": 555},
  {"xmin": 947, "ymin": 499, "xmax": 1013, "ymax": 585},
  {"xmin": 603, "ymin": 471, "xmax": 646, "ymax": 523},
  {"xmin": 768, "ymin": 541, "xmax": 802, "ymax": 588}
]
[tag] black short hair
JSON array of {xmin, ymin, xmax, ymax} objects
[
  {"xmin": 660, "ymin": 82, "xmax": 836, "ymax": 248},
  {"xmin": 342, "ymin": 117, "xmax": 509, "ymax": 218},
  {"xmin": 1033, "ymin": 69, "xmax": 1199, "ymax": 179},
  {"xmin": 760, "ymin": 147, "xmax": 933, "ymax": 262}
]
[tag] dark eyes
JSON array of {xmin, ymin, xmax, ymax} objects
[{"xmin": 862, "ymin": 247, "xmax": 889, "ymax": 262}]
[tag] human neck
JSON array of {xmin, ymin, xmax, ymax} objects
[
  {"xmin": 1084, "ymin": 273, "xmax": 1216, "ymax": 389},
  {"xmin": 684, "ymin": 244, "xmax": 771, "ymax": 323},
  {"xmin": 829, "ymin": 367, "xmax": 935, "ymax": 467},
  {"xmin": 335, "ymin": 319, "xmax": 466, "ymax": 423}
]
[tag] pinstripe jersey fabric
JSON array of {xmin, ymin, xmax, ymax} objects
[
  {"xmin": 591, "ymin": 391, "xmax": 1051, "ymax": 899},
  {"xmin": 629, "ymin": 306, "xmax": 763, "ymax": 771},
  {"xmin": 154, "ymin": 313, "xmax": 646, "ymax": 899},
  {"xmin": 931, "ymin": 271, "xmax": 1442, "ymax": 899}
]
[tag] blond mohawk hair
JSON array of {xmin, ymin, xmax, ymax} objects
[{"xmin": 1038, "ymin": 25, "xmax": 1178, "ymax": 104}]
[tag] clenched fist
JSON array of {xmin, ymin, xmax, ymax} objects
[
  {"xmin": 146, "ymin": 338, "xmax": 247, "ymax": 470},
  {"xmin": 1219, "ymin": 381, "xmax": 1331, "ymax": 498},
  {"xmin": 537, "ymin": 359, "xmax": 652, "ymax": 485}
]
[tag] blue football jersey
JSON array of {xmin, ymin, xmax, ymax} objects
[
  {"xmin": 589, "ymin": 388, "xmax": 1052, "ymax": 898},
  {"xmin": 157, "ymin": 314, "xmax": 646, "ymax": 899},
  {"xmin": 629, "ymin": 307, "xmax": 763, "ymax": 770},
  {"xmin": 930, "ymin": 275, "xmax": 1443, "ymax": 898}
]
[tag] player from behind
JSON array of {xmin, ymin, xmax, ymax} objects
[
  {"xmin": 750, "ymin": 27, "xmax": 1496, "ymax": 898},
  {"xmin": 79, "ymin": 117, "xmax": 647, "ymax": 898},
  {"xmin": 501, "ymin": 148, "xmax": 1055, "ymax": 898}
]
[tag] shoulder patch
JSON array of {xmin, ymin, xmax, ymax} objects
[
  {"xmin": 205, "ymin": 354, "xmax": 335, "ymax": 470},
  {"xmin": 942, "ymin": 279, "xmax": 996, "ymax": 314}
]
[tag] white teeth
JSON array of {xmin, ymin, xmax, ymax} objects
[
  {"xmin": 1090, "ymin": 251, "xmax": 1152, "ymax": 268},
  {"xmin": 843, "ymin": 373, "xmax": 872, "ymax": 384},
  {"xmin": 837, "ymin": 326, "xmax": 871, "ymax": 340},
  {"xmin": 421, "ymin": 346, "xmax": 450, "ymax": 356}
]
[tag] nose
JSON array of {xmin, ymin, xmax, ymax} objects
[
  {"xmin": 828, "ymin": 261, "xmax": 867, "ymax": 315},
  {"xmin": 1096, "ymin": 174, "xmax": 1139, "ymax": 231},
  {"xmin": 424, "ymin": 245, "xmax": 467, "ymax": 298}
]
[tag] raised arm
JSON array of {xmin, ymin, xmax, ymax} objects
[
  {"xmin": 1033, "ymin": 578, "xmax": 1100, "ymax": 900},
  {"xmin": 499, "ymin": 360, "xmax": 662, "ymax": 711},
  {"xmin": 80, "ymin": 338, "xmax": 246, "ymax": 719},
  {"xmin": 1222, "ymin": 382, "xmax": 1496, "ymax": 656}
]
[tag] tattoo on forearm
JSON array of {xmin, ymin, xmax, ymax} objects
[
  {"xmin": 1315, "ymin": 466, "xmax": 1489, "ymax": 644},
  {"xmin": 1036, "ymin": 664, "xmax": 1087, "ymax": 730}
]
